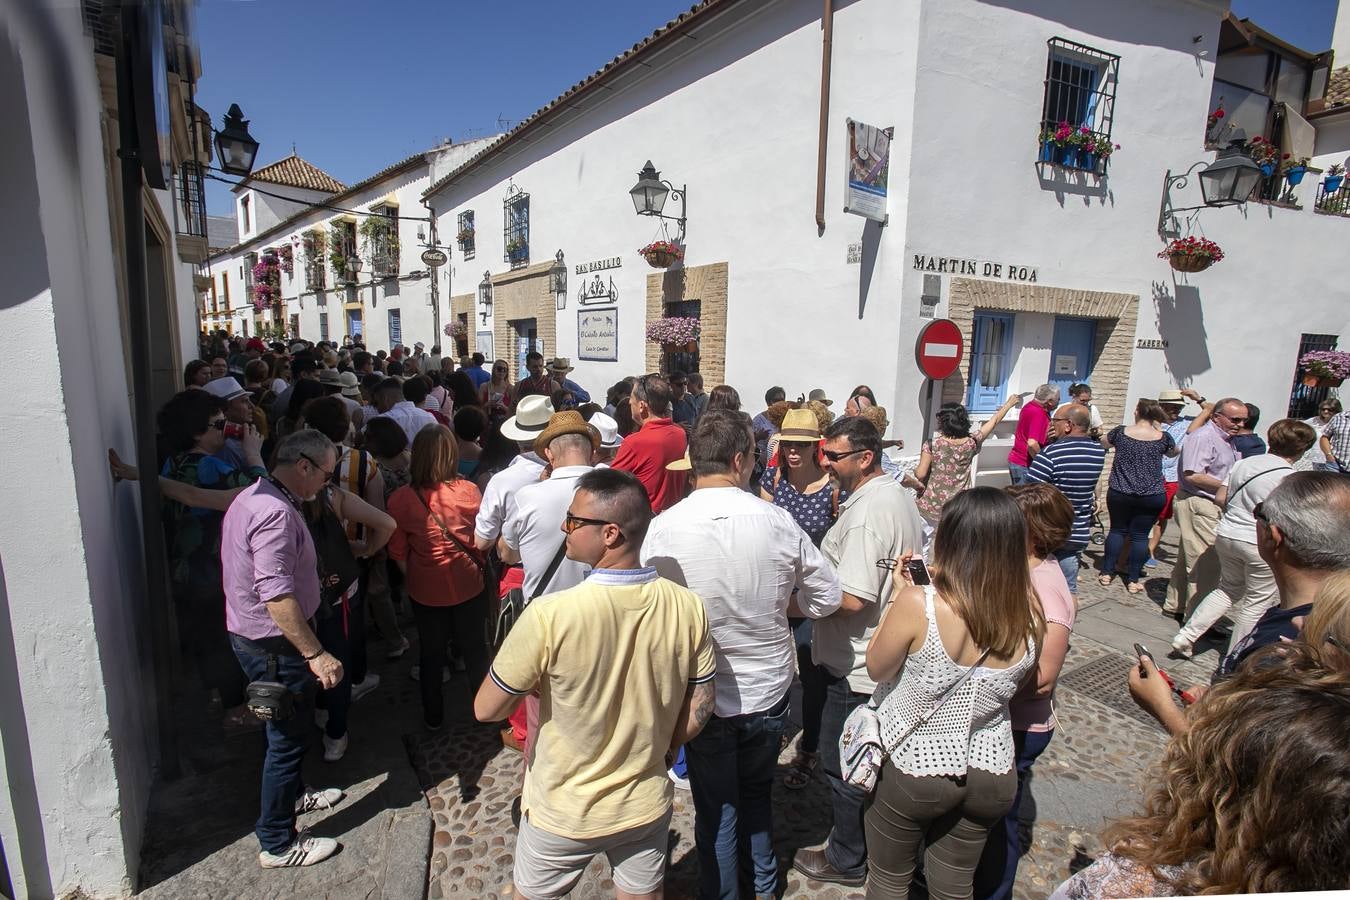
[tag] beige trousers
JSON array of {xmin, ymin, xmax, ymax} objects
[{"xmin": 1163, "ymin": 492, "xmax": 1222, "ymax": 616}]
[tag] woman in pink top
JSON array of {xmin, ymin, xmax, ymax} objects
[{"xmin": 973, "ymin": 482, "xmax": 1077, "ymax": 898}]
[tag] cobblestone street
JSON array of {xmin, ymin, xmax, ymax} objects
[{"xmin": 415, "ymin": 536, "xmax": 1220, "ymax": 900}]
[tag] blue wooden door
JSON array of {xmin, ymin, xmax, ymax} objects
[
  {"xmin": 1047, "ymin": 317, "xmax": 1096, "ymax": 399},
  {"xmin": 966, "ymin": 312, "xmax": 1014, "ymax": 413}
]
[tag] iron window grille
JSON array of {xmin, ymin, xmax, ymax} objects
[
  {"xmin": 177, "ymin": 162, "xmax": 208, "ymax": 238},
  {"xmin": 1038, "ymin": 38, "xmax": 1119, "ymax": 175},
  {"xmin": 503, "ymin": 186, "xmax": 529, "ymax": 268},
  {"xmin": 303, "ymin": 229, "xmax": 327, "ymax": 291},
  {"xmin": 458, "ymin": 210, "xmax": 475, "ymax": 259},
  {"xmin": 244, "ymin": 251, "xmax": 257, "ymax": 305},
  {"xmin": 370, "ymin": 206, "xmax": 399, "ymax": 278},
  {"xmin": 1288, "ymin": 332, "xmax": 1339, "ymax": 419},
  {"xmin": 319, "ymin": 311, "xmax": 329, "ymax": 342},
  {"xmin": 333, "ymin": 220, "xmax": 358, "ymax": 282}
]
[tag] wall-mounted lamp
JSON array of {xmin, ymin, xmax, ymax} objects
[
  {"xmin": 478, "ymin": 270, "xmax": 493, "ymax": 326},
  {"xmin": 214, "ymin": 104, "xmax": 260, "ymax": 177},
  {"xmin": 629, "ymin": 160, "xmax": 687, "ymax": 242},
  {"xmin": 1157, "ymin": 130, "xmax": 1264, "ymax": 237},
  {"xmin": 549, "ymin": 250, "xmax": 567, "ymax": 310}
]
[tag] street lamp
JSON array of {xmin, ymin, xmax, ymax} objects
[
  {"xmin": 214, "ymin": 103, "xmax": 260, "ymax": 177},
  {"xmin": 549, "ymin": 250, "xmax": 567, "ymax": 310},
  {"xmin": 1157, "ymin": 131, "xmax": 1265, "ymax": 237},
  {"xmin": 478, "ymin": 270, "xmax": 493, "ymax": 326},
  {"xmin": 628, "ymin": 160, "xmax": 687, "ymax": 241}
]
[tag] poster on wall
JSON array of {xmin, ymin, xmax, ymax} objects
[
  {"xmin": 577, "ymin": 308, "xmax": 619, "ymax": 362},
  {"xmin": 844, "ymin": 118, "xmax": 894, "ymax": 223},
  {"xmin": 476, "ymin": 330, "xmax": 493, "ymax": 357}
]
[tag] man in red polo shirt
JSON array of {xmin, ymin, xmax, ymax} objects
[{"xmin": 612, "ymin": 373, "xmax": 688, "ymax": 512}]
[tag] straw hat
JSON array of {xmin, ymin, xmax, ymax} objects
[
  {"xmin": 500, "ymin": 395, "xmax": 556, "ymax": 442},
  {"xmin": 534, "ymin": 410, "xmax": 600, "ymax": 456},
  {"xmin": 666, "ymin": 451, "xmax": 692, "ymax": 471},
  {"xmin": 1156, "ymin": 389, "xmax": 1186, "ymax": 404},
  {"xmin": 338, "ymin": 371, "xmax": 361, "ymax": 398},
  {"xmin": 777, "ymin": 408, "xmax": 824, "ymax": 443},
  {"xmin": 548, "ymin": 357, "xmax": 575, "ymax": 374},
  {"xmin": 808, "ymin": 388, "xmax": 833, "ymax": 407}
]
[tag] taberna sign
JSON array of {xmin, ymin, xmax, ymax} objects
[{"xmin": 912, "ymin": 254, "xmax": 1038, "ymax": 283}]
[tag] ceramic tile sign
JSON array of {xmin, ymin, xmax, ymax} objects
[
  {"xmin": 1054, "ymin": 354, "xmax": 1077, "ymax": 375},
  {"xmin": 476, "ymin": 331, "xmax": 493, "ymax": 357},
  {"xmin": 578, "ymin": 308, "xmax": 619, "ymax": 362},
  {"xmin": 844, "ymin": 119, "xmax": 893, "ymax": 224}
]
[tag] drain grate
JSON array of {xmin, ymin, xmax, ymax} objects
[{"xmin": 1058, "ymin": 654, "xmax": 1164, "ymax": 727}]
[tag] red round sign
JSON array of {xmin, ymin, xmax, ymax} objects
[{"xmin": 915, "ymin": 319, "xmax": 964, "ymax": 380}]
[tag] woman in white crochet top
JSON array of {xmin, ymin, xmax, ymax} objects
[{"xmin": 863, "ymin": 487, "xmax": 1045, "ymax": 899}]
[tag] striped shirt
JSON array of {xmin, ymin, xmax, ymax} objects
[
  {"xmin": 1027, "ymin": 437, "xmax": 1107, "ymax": 550},
  {"xmin": 1323, "ymin": 412, "xmax": 1350, "ymax": 467}
]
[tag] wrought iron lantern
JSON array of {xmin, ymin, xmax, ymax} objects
[
  {"xmin": 628, "ymin": 160, "xmax": 687, "ymax": 241},
  {"xmin": 478, "ymin": 270, "xmax": 493, "ymax": 326},
  {"xmin": 214, "ymin": 104, "xmax": 260, "ymax": 177},
  {"xmin": 549, "ymin": 250, "xmax": 567, "ymax": 310}
]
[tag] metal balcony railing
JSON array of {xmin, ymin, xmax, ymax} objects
[
  {"xmin": 1315, "ymin": 179, "xmax": 1350, "ymax": 217},
  {"xmin": 177, "ymin": 162, "xmax": 208, "ymax": 237}
]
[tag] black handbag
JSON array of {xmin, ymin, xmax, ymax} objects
[
  {"xmin": 245, "ymin": 655, "xmax": 295, "ymax": 722},
  {"xmin": 496, "ymin": 539, "xmax": 570, "ymax": 652}
]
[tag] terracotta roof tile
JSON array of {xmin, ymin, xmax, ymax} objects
[
  {"xmin": 423, "ymin": 0, "xmax": 739, "ymax": 199},
  {"xmin": 1327, "ymin": 66, "xmax": 1350, "ymax": 108},
  {"xmin": 247, "ymin": 153, "xmax": 346, "ymax": 193}
]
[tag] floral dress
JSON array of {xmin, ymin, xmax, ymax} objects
[{"xmin": 916, "ymin": 435, "xmax": 981, "ymax": 522}]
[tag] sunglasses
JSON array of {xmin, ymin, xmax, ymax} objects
[
  {"xmin": 1216, "ymin": 412, "xmax": 1248, "ymax": 425},
  {"xmin": 822, "ymin": 448, "xmax": 867, "ymax": 462},
  {"xmin": 563, "ymin": 513, "xmax": 615, "ymax": 534},
  {"xmin": 300, "ymin": 452, "xmax": 336, "ymax": 479}
]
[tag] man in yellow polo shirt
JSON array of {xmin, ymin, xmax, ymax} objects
[{"xmin": 474, "ymin": 468, "xmax": 717, "ymax": 899}]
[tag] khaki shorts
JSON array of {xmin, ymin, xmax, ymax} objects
[{"xmin": 513, "ymin": 807, "xmax": 672, "ymax": 898}]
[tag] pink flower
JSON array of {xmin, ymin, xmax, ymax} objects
[{"xmin": 1215, "ymin": 109, "xmax": 1225, "ymax": 119}]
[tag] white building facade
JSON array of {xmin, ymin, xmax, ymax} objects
[{"xmin": 420, "ymin": 0, "xmax": 1347, "ymax": 465}]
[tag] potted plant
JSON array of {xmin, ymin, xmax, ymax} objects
[
  {"xmin": 1299, "ymin": 350, "xmax": 1350, "ymax": 388},
  {"xmin": 1283, "ymin": 155, "xmax": 1309, "ymax": 186},
  {"xmin": 1157, "ymin": 236, "xmax": 1224, "ymax": 273},
  {"xmin": 1325, "ymin": 163, "xmax": 1346, "ymax": 194},
  {"xmin": 456, "ymin": 226, "xmax": 475, "ymax": 246},
  {"xmin": 1081, "ymin": 134, "xmax": 1119, "ymax": 173},
  {"xmin": 506, "ymin": 237, "xmax": 527, "ymax": 262},
  {"xmin": 645, "ymin": 315, "xmax": 701, "ymax": 352},
  {"xmin": 252, "ymin": 253, "xmax": 281, "ymax": 310},
  {"xmin": 1205, "ymin": 101, "xmax": 1226, "ymax": 145},
  {"xmin": 278, "ymin": 244, "xmax": 294, "ymax": 277},
  {"xmin": 1047, "ymin": 121, "xmax": 1078, "ymax": 168},
  {"xmin": 443, "ymin": 320, "xmax": 469, "ymax": 339},
  {"xmin": 639, "ymin": 239, "xmax": 684, "ymax": 269},
  {"xmin": 1249, "ymin": 136, "xmax": 1279, "ymax": 178}
]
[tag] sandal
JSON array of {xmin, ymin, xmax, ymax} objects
[
  {"xmin": 1097, "ymin": 574, "xmax": 1113, "ymax": 587},
  {"xmin": 784, "ymin": 750, "xmax": 819, "ymax": 790},
  {"xmin": 1126, "ymin": 582, "xmax": 1145, "ymax": 595}
]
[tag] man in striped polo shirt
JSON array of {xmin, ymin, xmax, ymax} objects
[{"xmin": 1027, "ymin": 404, "xmax": 1106, "ymax": 593}]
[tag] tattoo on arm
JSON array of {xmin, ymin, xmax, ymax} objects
[{"xmin": 691, "ymin": 680, "xmax": 716, "ymax": 730}]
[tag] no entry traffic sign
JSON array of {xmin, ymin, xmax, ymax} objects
[{"xmin": 915, "ymin": 319, "xmax": 964, "ymax": 381}]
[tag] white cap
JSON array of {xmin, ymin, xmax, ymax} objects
[
  {"xmin": 588, "ymin": 412, "xmax": 623, "ymax": 449},
  {"xmin": 203, "ymin": 376, "xmax": 248, "ymax": 402}
]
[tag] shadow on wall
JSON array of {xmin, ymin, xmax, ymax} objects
[
  {"xmin": 1035, "ymin": 163, "xmax": 1114, "ymax": 209},
  {"xmin": 857, "ymin": 218, "xmax": 884, "ymax": 319},
  {"xmin": 1153, "ymin": 280, "xmax": 1211, "ymax": 385}
]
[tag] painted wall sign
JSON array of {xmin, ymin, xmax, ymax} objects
[
  {"xmin": 475, "ymin": 330, "xmax": 493, "ymax": 357},
  {"xmin": 912, "ymin": 254, "xmax": 1038, "ymax": 283},
  {"xmin": 577, "ymin": 308, "xmax": 619, "ymax": 362},
  {"xmin": 1136, "ymin": 338, "xmax": 1170, "ymax": 349},
  {"xmin": 577, "ymin": 273, "xmax": 619, "ymax": 307},
  {"xmin": 844, "ymin": 119, "xmax": 893, "ymax": 223},
  {"xmin": 574, "ymin": 257, "xmax": 622, "ymax": 275}
]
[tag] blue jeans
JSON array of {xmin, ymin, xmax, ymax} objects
[
  {"xmin": 1055, "ymin": 547, "xmax": 1081, "ymax": 594},
  {"xmin": 686, "ymin": 691, "xmax": 791, "ymax": 899},
  {"xmin": 1102, "ymin": 490, "xmax": 1166, "ymax": 584},
  {"xmin": 972, "ymin": 729, "xmax": 1055, "ymax": 900},
  {"xmin": 819, "ymin": 669, "xmax": 870, "ymax": 877},
  {"xmin": 230, "ymin": 633, "xmax": 315, "ymax": 853},
  {"xmin": 1008, "ymin": 463, "xmax": 1031, "ymax": 485}
]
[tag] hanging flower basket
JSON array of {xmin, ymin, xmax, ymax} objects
[
  {"xmin": 443, "ymin": 320, "xmax": 468, "ymax": 339},
  {"xmin": 639, "ymin": 240, "xmax": 684, "ymax": 269},
  {"xmin": 1158, "ymin": 237, "xmax": 1224, "ymax": 273},
  {"xmin": 645, "ymin": 316, "xmax": 700, "ymax": 347},
  {"xmin": 1299, "ymin": 350, "xmax": 1350, "ymax": 388}
]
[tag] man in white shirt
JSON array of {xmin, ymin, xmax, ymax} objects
[
  {"xmin": 501, "ymin": 411, "xmax": 598, "ymax": 601},
  {"xmin": 367, "ymin": 377, "xmax": 436, "ymax": 447},
  {"xmin": 474, "ymin": 395, "xmax": 554, "ymax": 551},
  {"xmin": 643, "ymin": 409, "xmax": 839, "ymax": 900},
  {"xmin": 795, "ymin": 416, "xmax": 925, "ymax": 888}
]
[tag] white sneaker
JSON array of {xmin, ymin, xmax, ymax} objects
[
  {"xmin": 322, "ymin": 734, "xmax": 348, "ymax": 763},
  {"xmin": 258, "ymin": 830, "xmax": 339, "ymax": 868},
  {"xmin": 314, "ymin": 708, "xmax": 329, "ymax": 730},
  {"xmin": 386, "ymin": 636, "xmax": 410, "ymax": 660},
  {"xmin": 350, "ymin": 674, "xmax": 380, "ymax": 702},
  {"xmin": 409, "ymin": 665, "xmax": 450, "ymax": 683},
  {"xmin": 1170, "ymin": 634, "xmax": 1194, "ymax": 659},
  {"xmin": 668, "ymin": 769, "xmax": 691, "ymax": 791},
  {"xmin": 294, "ymin": 787, "xmax": 345, "ymax": 815}
]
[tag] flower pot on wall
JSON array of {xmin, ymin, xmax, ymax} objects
[
  {"xmin": 1325, "ymin": 174, "xmax": 1345, "ymax": 193},
  {"xmin": 1168, "ymin": 252, "xmax": 1213, "ymax": 273},
  {"xmin": 1302, "ymin": 374, "xmax": 1345, "ymax": 388},
  {"xmin": 1039, "ymin": 141, "xmax": 1056, "ymax": 163},
  {"xmin": 1285, "ymin": 166, "xmax": 1307, "ymax": 186},
  {"xmin": 1080, "ymin": 151, "xmax": 1097, "ymax": 172},
  {"xmin": 1259, "ymin": 162, "xmax": 1275, "ymax": 178},
  {"xmin": 1057, "ymin": 146, "xmax": 1078, "ymax": 168},
  {"xmin": 643, "ymin": 249, "xmax": 680, "ymax": 269}
]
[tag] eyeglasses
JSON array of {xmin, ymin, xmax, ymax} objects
[
  {"xmin": 208, "ymin": 418, "xmax": 227, "ymax": 430},
  {"xmin": 821, "ymin": 448, "xmax": 867, "ymax": 462},
  {"xmin": 563, "ymin": 513, "xmax": 615, "ymax": 534},
  {"xmin": 300, "ymin": 452, "xmax": 336, "ymax": 479}
]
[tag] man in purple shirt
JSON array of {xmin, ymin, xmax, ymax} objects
[
  {"xmin": 1007, "ymin": 384, "xmax": 1059, "ymax": 484},
  {"xmin": 1163, "ymin": 397, "xmax": 1244, "ymax": 618},
  {"xmin": 222, "ymin": 429, "xmax": 346, "ymax": 869}
]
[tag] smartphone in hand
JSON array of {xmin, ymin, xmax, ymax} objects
[
  {"xmin": 1134, "ymin": 643, "xmax": 1188, "ymax": 700},
  {"xmin": 905, "ymin": 558, "xmax": 932, "ymax": 586}
]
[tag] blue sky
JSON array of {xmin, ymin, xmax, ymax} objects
[{"xmin": 196, "ymin": 0, "xmax": 1338, "ymax": 217}]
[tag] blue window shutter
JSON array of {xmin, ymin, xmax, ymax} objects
[
  {"xmin": 388, "ymin": 308, "xmax": 402, "ymax": 346},
  {"xmin": 966, "ymin": 312, "xmax": 1014, "ymax": 413}
]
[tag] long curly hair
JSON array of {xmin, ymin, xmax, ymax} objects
[{"xmin": 1104, "ymin": 642, "xmax": 1350, "ymax": 893}]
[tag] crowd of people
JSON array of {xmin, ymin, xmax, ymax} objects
[{"xmin": 109, "ymin": 328, "xmax": 1350, "ymax": 897}]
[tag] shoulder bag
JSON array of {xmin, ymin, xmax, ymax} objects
[
  {"xmin": 840, "ymin": 646, "xmax": 992, "ymax": 793},
  {"xmin": 415, "ymin": 486, "xmax": 500, "ymax": 641},
  {"xmin": 496, "ymin": 539, "xmax": 571, "ymax": 653}
]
